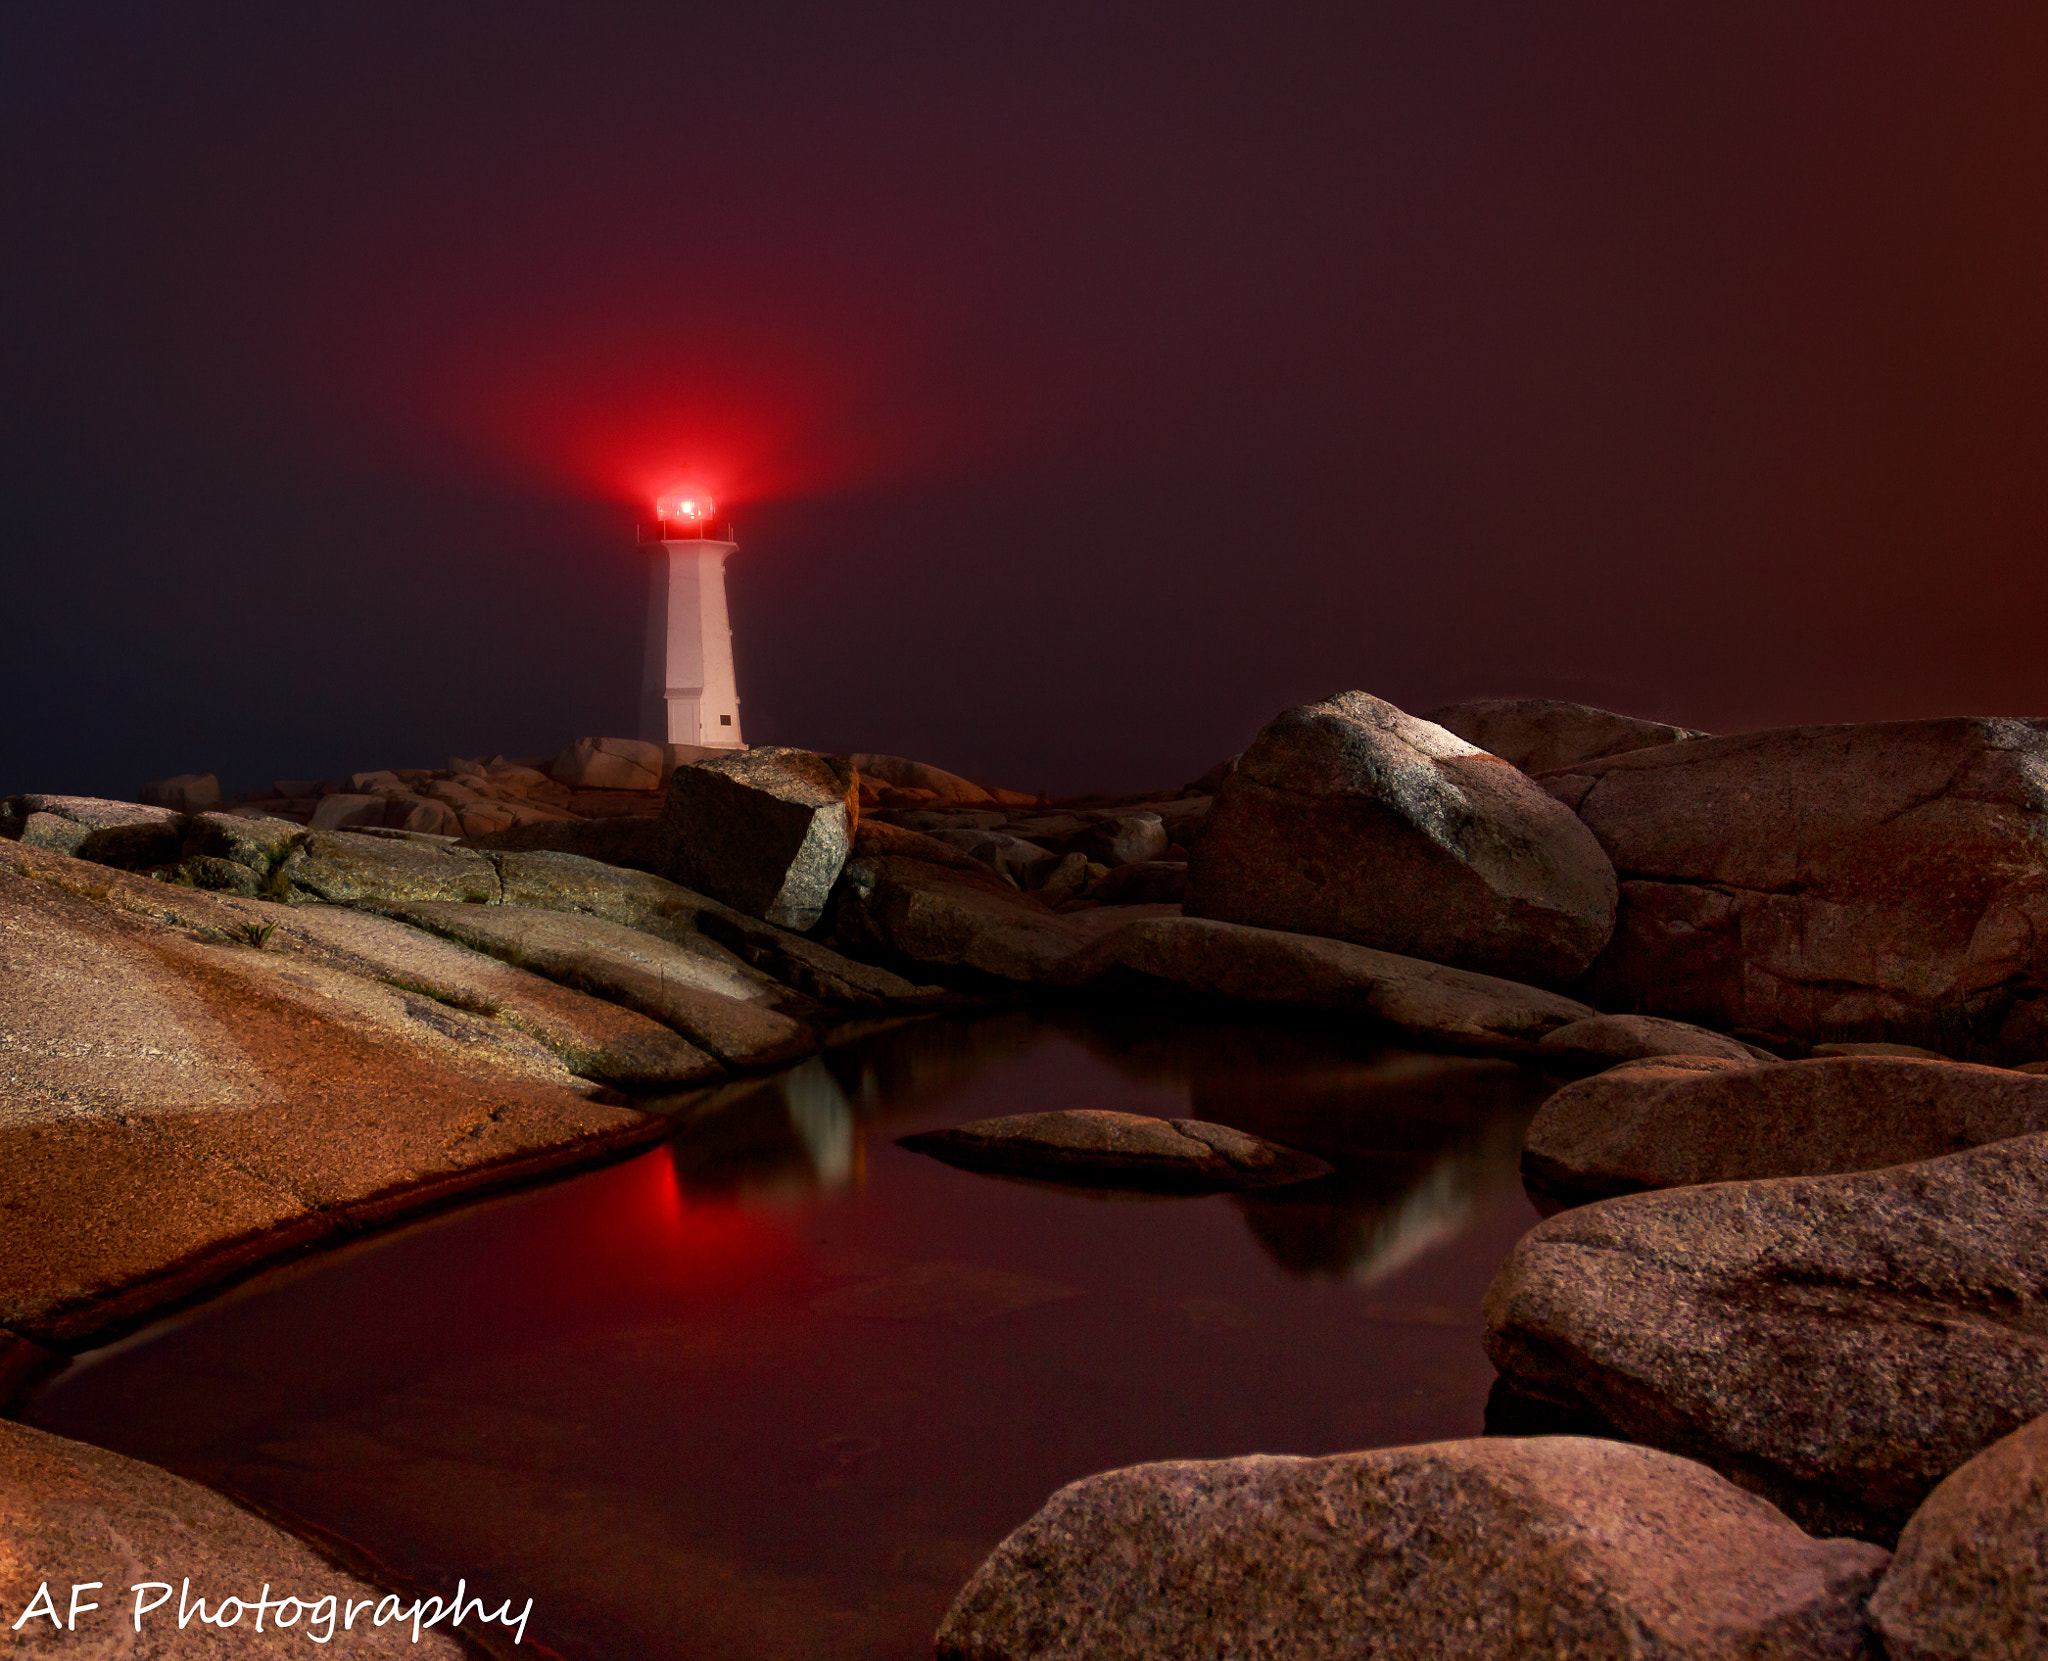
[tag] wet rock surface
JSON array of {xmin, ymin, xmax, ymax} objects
[
  {"xmin": 1186, "ymin": 691, "xmax": 1618, "ymax": 984},
  {"xmin": 898, "ymin": 1108, "xmax": 1333, "ymax": 1192},
  {"xmin": 936, "ymin": 1437, "xmax": 1887, "ymax": 1661},
  {"xmin": 1484, "ymin": 1132, "xmax": 2048, "ymax": 1541},
  {"xmin": 1524, "ymin": 1054, "xmax": 2048, "ymax": 1201}
]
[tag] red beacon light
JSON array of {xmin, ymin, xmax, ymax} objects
[{"xmin": 652, "ymin": 486, "xmax": 717, "ymax": 538}]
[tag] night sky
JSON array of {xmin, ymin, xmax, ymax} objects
[{"xmin": 7, "ymin": 5, "xmax": 2047, "ymax": 800}]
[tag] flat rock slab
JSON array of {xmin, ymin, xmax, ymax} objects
[
  {"xmin": 493, "ymin": 849, "xmax": 939, "ymax": 1008},
  {"xmin": 1868, "ymin": 1409, "xmax": 2048, "ymax": 1659},
  {"xmin": 936, "ymin": 1437, "xmax": 1887, "ymax": 1660},
  {"xmin": 0, "ymin": 841, "xmax": 666, "ymax": 1346},
  {"xmin": 1053, "ymin": 913, "xmax": 1594, "ymax": 1054},
  {"xmin": 387, "ymin": 900, "xmax": 815, "ymax": 1069},
  {"xmin": 1524, "ymin": 1054, "xmax": 2048, "ymax": 1202},
  {"xmin": 1536, "ymin": 1013, "xmax": 1772, "ymax": 1067},
  {"xmin": 283, "ymin": 829, "xmax": 500, "ymax": 905},
  {"xmin": 260, "ymin": 902, "xmax": 724, "ymax": 1087},
  {"xmin": 0, "ymin": 1418, "xmax": 469, "ymax": 1656},
  {"xmin": 1484, "ymin": 1132, "xmax": 2048, "ymax": 1541},
  {"xmin": 898, "ymin": 1109, "xmax": 1333, "ymax": 1192}
]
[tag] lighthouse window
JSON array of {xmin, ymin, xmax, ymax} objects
[{"xmin": 720, "ymin": 714, "xmax": 732, "ymax": 725}]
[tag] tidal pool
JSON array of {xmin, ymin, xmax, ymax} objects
[{"xmin": 20, "ymin": 1008, "xmax": 1555, "ymax": 1660}]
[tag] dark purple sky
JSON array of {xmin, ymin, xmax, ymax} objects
[{"xmin": 7, "ymin": 4, "xmax": 2047, "ymax": 798}]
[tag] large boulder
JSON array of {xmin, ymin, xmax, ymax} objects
[
  {"xmin": 898, "ymin": 1109, "xmax": 1332, "ymax": 1192},
  {"xmin": 934, "ymin": 1438, "xmax": 1887, "ymax": 1661},
  {"xmin": 655, "ymin": 748, "xmax": 857, "ymax": 930},
  {"xmin": 1484, "ymin": 1131, "xmax": 2048, "ymax": 1541},
  {"xmin": 0, "ymin": 1419, "xmax": 468, "ymax": 1657},
  {"xmin": 1424, "ymin": 698, "xmax": 1708, "ymax": 776},
  {"xmin": 1053, "ymin": 913, "xmax": 1596, "ymax": 1055},
  {"xmin": 1867, "ymin": 1411, "xmax": 2048, "ymax": 1659},
  {"xmin": 1524, "ymin": 1054, "xmax": 2048, "ymax": 1202},
  {"xmin": 1185, "ymin": 692, "xmax": 1618, "ymax": 984},
  {"xmin": 1559, "ymin": 718, "xmax": 2048, "ymax": 1052}
]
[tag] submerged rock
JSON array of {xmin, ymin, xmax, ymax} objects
[
  {"xmin": 656, "ymin": 748, "xmax": 858, "ymax": 930},
  {"xmin": 1867, "ymin": 1410, "xmax": 2048, "ymax": 1659},
  {"xmin": 935, "ymin": 1437, "xmax": 1887, "ymax": 1660},
  {"xmin": 1484, "ymin": 1132, "xmax": 2048, "ymax": 1541},
  {"xmin": 1185, "ymin": 691, "xmax": 1617, "ymax": 984},
  {"xmin": 898, "ymin": 1109, "xmax": 1332, "ymax": 1192},
  {"xmin": 1523, "ymin": 1054, "xmax": 2048, "ymax": 1202}
]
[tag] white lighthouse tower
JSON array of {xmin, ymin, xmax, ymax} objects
[{"xmin": 638, "ymin": 485, "xmax": 745, "ymax": 749}]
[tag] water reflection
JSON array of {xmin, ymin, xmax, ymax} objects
[
  {"xmin": 21, "ymin": 1010, "xmax": 1553, "ymax": 1661},
  {"xmin": 662, "ymin": 1008, "xmax": 1554, "ymax": 1285}
]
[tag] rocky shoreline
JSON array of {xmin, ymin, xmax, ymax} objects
[{"xmin": 6, "ymin": 694, "xmax": 2048, "ymax": 1654}]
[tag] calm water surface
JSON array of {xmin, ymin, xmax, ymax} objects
[{"xmin": 22, "ymin": 1009, "xmax": 1555, "ymax": 1661}]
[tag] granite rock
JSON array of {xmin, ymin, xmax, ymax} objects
[
  {"xmin": 898, "ymin": 1109, "xmax": 1332, "ymax": 1192},
  {"xmin": 1523, "ymin": 1054, "xmax": 2048, "ymax": 1202},
  {"xmin": 1867, "ymin": 1410, "xmax": 2048, "ymax": 1660},
  {"xmin": 1054, "ymin": 914, "xmax": 1595, "ymax": 1055},
  {"xmin": 1569, "ymin": 718, "xmax": 2048, "ymax": 1050},
  {"xmin": 0, "ymin": 1418, "xmax": 468, "ymax": 1657},
  {"xmin": 1185, "ymin": 691, "xmax": 1618, "ymax": 984},
  {"xmin": 935, "ymin": 1437, "xmax": 1887, "ymax": 1660},
  {"xmin": 1484, "ymin": 1132, "xmax": 2048, "ymax": 1540},
  {"xmin": 656, "ymin": 748, "xmax": 857, "ymax": 930},
  {"xmin": 1424, "ymin": 698, "xmax": 1708, "ymax": 776}
]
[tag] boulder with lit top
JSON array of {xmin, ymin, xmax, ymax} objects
[
  {"xmin": 1185, "ymin": 691, "xmax": 1618, "ymax": 985},
  {"xmin": 1424, "ymin": 698, "xmax": 1708, "ymax": 776},
  {"xmin": 655, "ymin": 747, "xmax": 859, "ymax": 931}
]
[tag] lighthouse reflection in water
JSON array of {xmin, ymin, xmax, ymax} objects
[{"xmin": 24, "ymin": 1009, "xmax": 1548, "ymax": 1661}]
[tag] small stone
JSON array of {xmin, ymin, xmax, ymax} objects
[{"xmin": 899, "ymin": 1109, "xmax": 1332, "ymax": 1192}]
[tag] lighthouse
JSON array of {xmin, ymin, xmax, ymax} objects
[{"xmin": 638, "ymin": 485, "xmax": 745, "ymax": 749}]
